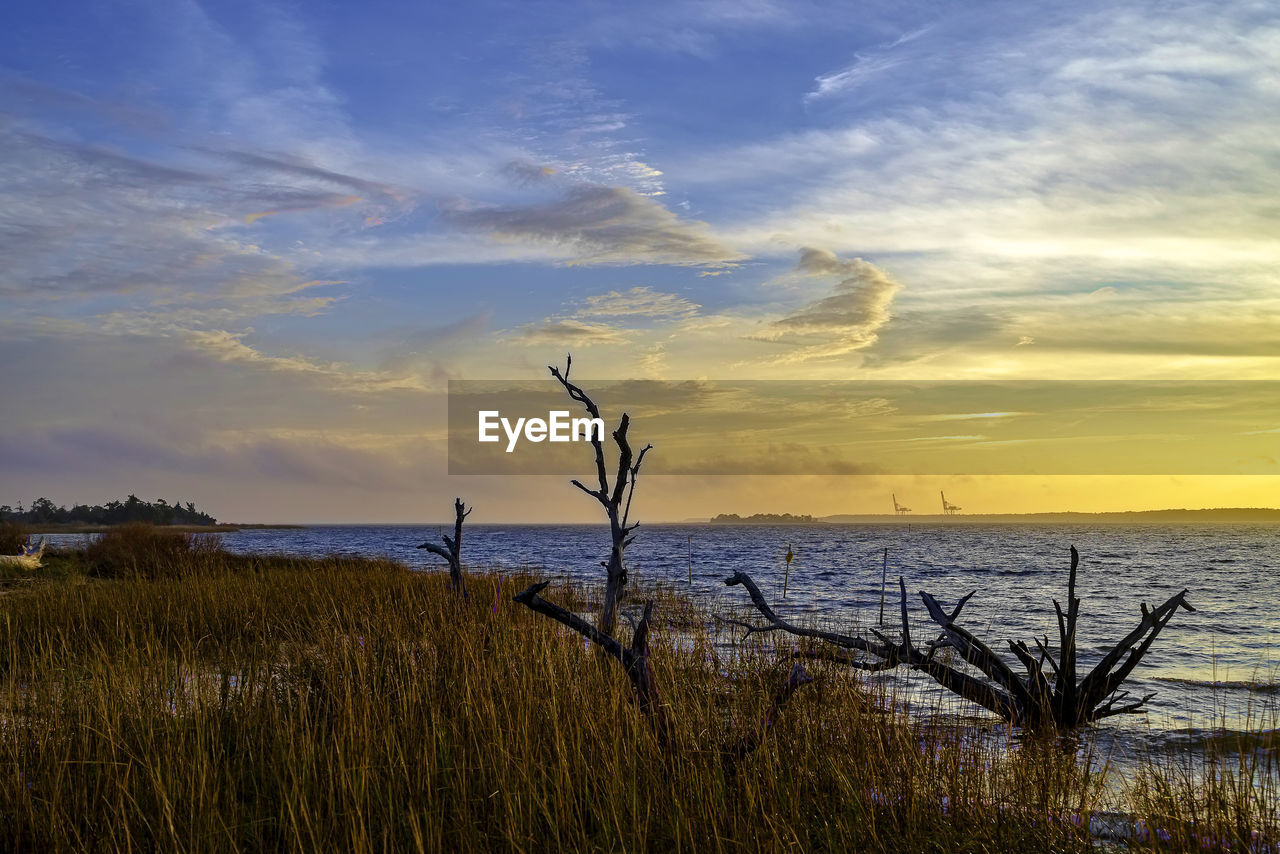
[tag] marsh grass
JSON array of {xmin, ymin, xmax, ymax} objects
[
  {"xmin": 83, "ymin": 523, "xmax": 226, "ymax": 579},
  {"xmin": 0, "ymin": 522, "xmax": 25, "ymax": 557},
  {"xmin": 0, "ymin": 538, "xmax": 1273, "ymax": 852},
  {"xmin": 1125, "ymin": 684, "xmax": 1279, "ymax": 851}
]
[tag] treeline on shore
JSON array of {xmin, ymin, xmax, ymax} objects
[
  {"xmin": 710, "ymin": 512, "xmax": 816, "ymax": 524},
  {"xmin": 0, "ymin": 494, "xmax": 218, "ymax": 527}
]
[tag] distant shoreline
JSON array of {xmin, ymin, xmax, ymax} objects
[
  {"xmin": 702, "ymin": 507, "xmax": 1280, "ymax": 525},
  {"xmin": 21, "ymin": 523, "xmax": 305, "ymax": 534}
]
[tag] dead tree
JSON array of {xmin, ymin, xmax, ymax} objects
[
  {"xmin": 417, "ymin": 497, "xmax": 471, "ymax": 593},
  {"xmin": 513, "ymin": 356, "xmax": 811, "ymax": 754},
  {"xmin": 548, "ymin": 354, "xmax": 651, "ymax": 637},
  {"xmin": 510, "ymin": 356, "xmax": 663, "ymax": 733},
  {"xmin": 723, "ymin": 545, "xmax": 1196, "ymax": 731},
  {"xmin": 514, "ymin": 581, "xmax": 666, "ymax": 737}
]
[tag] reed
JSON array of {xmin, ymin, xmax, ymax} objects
[
  {"xmin": 0, "ymin": 539, "xmax": 1273, "ymax": 852},
  {"xmin": 0, "ymin": 522, "xmax": 25, "ymax": 557},
  {"xmin": 1125, "ymin": 677, "xmax": 1279, "ymax": 851}
]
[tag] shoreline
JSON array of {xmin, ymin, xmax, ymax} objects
[
  {"xmin": 700, "ymin": 508, "xmax": 1280, "ymax": 525},
  {"xmin": 20, "ymin": 523, "xmax": 305, "ymax": 534}
]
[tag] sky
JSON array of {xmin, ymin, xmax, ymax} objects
[{"xmin": 2, "ymin": 0, "xmax": 1278, "ymax": 522}]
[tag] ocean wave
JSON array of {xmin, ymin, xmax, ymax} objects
[
  {"xmin": 1153, "ymin": 726, "xmax": 1279, "ymax": 754},
  {"xmin": 1153, "ymin": 677, "xmax": 1280, "ymax": 694}
]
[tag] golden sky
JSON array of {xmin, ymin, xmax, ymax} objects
[{"xmin": 2, "ymin": 1, "xmax": 1278, "ymax": 522}]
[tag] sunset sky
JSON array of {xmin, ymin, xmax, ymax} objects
[{"xmin": 2, "ymin": 0, "xmax": 1278, "ymax": 522}]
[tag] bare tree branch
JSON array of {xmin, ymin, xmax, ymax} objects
[
  {"xmin": 725, "ymin": 663, "xmax": 814, "ymax": 769},
  {"xmin": 417, "ymin": 497, "xmax": 470, "ymax": 594},
  {"xmin": 513, "ymin": 582, "xmax": 667, "ymax": 740},
  {"xmin": 547, "ymin": 355, "xmax": 650, "ymax": 637},
  {"xmin": 720, "ymin": 546, "xmax": 1197, "ymax": 731}
]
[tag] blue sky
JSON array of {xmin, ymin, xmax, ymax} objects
[{"xmin": 2, "ymin": 0, "xmax": 1278, "ymax": 521}]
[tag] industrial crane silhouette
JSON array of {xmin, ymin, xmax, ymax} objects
[
  {"xmin": 892, "ymin": 493, "xmax": 912, "ymax": 515},
  {"xmin": 941, "ymin": 491, "xmax": 961, "ymax": 515}
]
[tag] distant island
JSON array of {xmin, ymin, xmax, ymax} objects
[
  {"xmin": 710, "ymin": 513, "xmax": 818, "ymax": 524},
  {"xmin": 2, "ymin": 495, "xmax": 219, "ymax": 527},
  {"xmin": 1, "ymin": 496, "xmax": 303, "ymax": 534}
]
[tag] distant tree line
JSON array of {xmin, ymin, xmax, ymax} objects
[
  {"xmin": 710, "ymin": 513, "xmax": 816, "ymax": 524},
  {"xmin": 0, "ymin": 495, "xmax": 218, "ymax": 526}
]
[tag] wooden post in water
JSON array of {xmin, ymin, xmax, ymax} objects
[
  {"xmin": 687, "ymin": 534, "xmax": 692, "ymax": 585},
  {"xmin": 783, "ymin": 543, "xmax": 794, "ymax": 599},
  {"xmin": 878, "ymin": 547, "xmax": 888, "ymax": 625}
]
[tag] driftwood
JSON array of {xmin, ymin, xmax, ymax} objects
[
  {"xmin": 725, "ymin": 662, "xmax": 814, "ymax": 769},
  {"xmin": 724, "ymin": 546, "xmax": 1195, "ymax": 730},
  {"xmin": 548, "ymin": 354, "xmax": 651, "ymax": 637},
  {"xmin": 0, "ymin": 538, "xmax": 45, "ymax": 570},
  {"xmin": 417, "ymin": 497, "xmax": 471, "ymax": 593},
  {"xmin": 514, "ymin": 581, "xmax": 665, "ymax": 736}
]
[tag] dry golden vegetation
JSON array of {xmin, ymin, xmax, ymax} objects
[
  {"xmin": 0, "ymin": 523, "xmax": 25, "ymax": 558},
  {"xmin": 0, "ymin": 529, "xmax": 1274, "ymax": 852}
]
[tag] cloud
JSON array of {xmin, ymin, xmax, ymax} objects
[
  {"xmin": 0, "ymin": 326, "xmax": 445, "ymax": 506},
  {"xmin": 576, "ymin": 287, "xmax": 700, "ymax": 320},
  {"xmin": 376, "ymin": 311, "xmax": 494, "ymax": 376},
  {"xmin": 181, "ymin": 329, "xmax": 428, "ymax": 393},
  {"xmin": 0, "ymin": 423, "xmax": 435, "ymax": 491},
  {"xmin": 504, "ymin": 159, "xmax": 560, "ymax": 185},
  {"xmin": 507, "ymin": 318, "xmax": 631, "ymax": 346},
  {"xmin": 0, "ymin": 124, "xmax": 405, "ymax": 319},
  {"xmin": 441, "ymin": 184, "xmax": 743, "ymax": 267},
  {"xmin": 753, "ymin": 248, "xmax": 902, "ymax": 361},
  {"xmin": 500, "ymin": 286, "xmax": 701, "ymax": 350},
  {"xmin": 656, "ymin": 445, "xmax": 886, "ymax": 475},
  {"xmin": 211, "ymin": 148, "xmax": 411, "ymax": 203},
  {"xmin": 779, "ymin": 247, "xmax": 901, "ymax": 331},
  {"xmin": 808, "ymin": 52, "xmax": 909, "ymax": 101},
  {"xmin": 669, "ymin": 5, "xmax": 1280, "ymax": 292}
]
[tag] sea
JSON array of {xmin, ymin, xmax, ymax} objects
[{"xmin": 47, "ymin": 521, "xmax": 1280, "ymax": 771}]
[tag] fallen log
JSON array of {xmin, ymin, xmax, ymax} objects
[
  {"xmin": 514, "ymin": 580, "xmax": 666, "ymax": 736},
  {"xmin": 723, "ymin": 545, "xmax": 1195, "ymax": 731}
]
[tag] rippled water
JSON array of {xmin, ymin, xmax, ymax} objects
[{"xmin": 217, "ymin": 522, "xmax": 1277, "ymax": 733}]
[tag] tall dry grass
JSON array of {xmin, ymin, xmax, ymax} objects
[
  {"xmin": 0, "ymin": 538, "xmax": 1272, "ymax": 852},
  {"xmin": 0, "ymin": 522, "xmax": 25, "ymax": 556},
  {"xmin": 83, "ymin": 522, "xmax": 224, "ymax": 579},
  {"xmin": 1124, "ymin": 685, "xmax": 1279, "ymax": 851}
]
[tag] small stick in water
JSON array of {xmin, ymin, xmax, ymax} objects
[
  {"xmin": 783, "ymin": 543, "xmax": 794, "ymax": 598},
  {"xmin": 878, "ymin": 547, "xmax": 888, "ymax": 625},
  {"xmin": 688, "ymin": 534, "xmax": 693, "ymax": 586}
]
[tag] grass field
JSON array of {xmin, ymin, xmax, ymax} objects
[{"xmin": 0, "ymin": 527, "xmax": 1274, "ymax": 852}]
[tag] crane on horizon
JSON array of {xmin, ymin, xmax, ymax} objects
[
  {"xmin": 941, "ymin": 491, "xmax": 962, "ymax": 515},
  {"xmin": 892, "ymin": 493, "xmax": 912, "ymax": 515}
]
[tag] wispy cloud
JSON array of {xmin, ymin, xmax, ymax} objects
[
  {"xmin": 0, "ymin": 123, "xmax": 410, "ymax": 319},
  {"xmin": 441, "ymin": 184, "xmax": 743, "ymax": 267},
  {"xmin": 507, "ymin": 318, "xmax": 632, "ymax": 347},
  {"xmin": 576, "ymin": 287, "xmax": 700, "ymax": 320}
]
